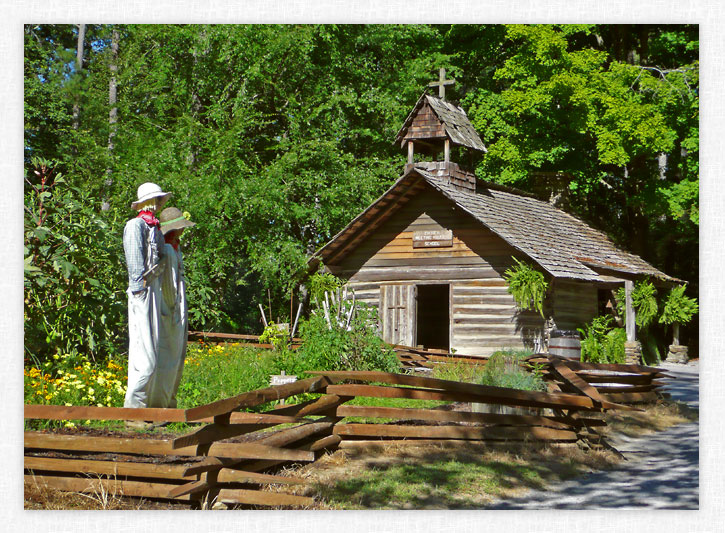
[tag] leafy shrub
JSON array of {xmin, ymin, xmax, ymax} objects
[
  {"xmin": 176, "ymin": 342, "xmax": 279, "ymax": 408},
  {"xmin": 478, "ymin": 349, "xmax": 545, "ymax": 391},
  {"xmin": 431, "ymin": 360, "xmax": 487, "ymax": 383},
  {"xmin": 639, "ymin": 331, "xmax": 662, "ymax": 365},
  {"xmin": 307, "ymin": 270, "xmax": 345, "ymax": 304},
  {"xmin": 24, "ymin": 158, "xmax": 127, "ymax": 361},
  {"xmin": 296, "ymin": 303, "xmax": 398, "ymax": 373},
  {"xmin": 578, "ymin": 316, "xmax": 626, "ymax": 364},
  {"xmin": 259, "ymin": 322, "xmax": 290, "ymax": 351},
  {"xmin": 615, "ymin": 280, "xmax": 658, "ymax": 328},
  {"xmin": 503, "ymin": 258, "xmax": 548, "ymax": 317},
  {"xmin": 659, "ymin": 285, "xmax": 699, "ymax": 326}
]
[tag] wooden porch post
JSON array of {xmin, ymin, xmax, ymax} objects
[
  {"xmin": 625, "ymin": 280, "xmax": 636, "ymax": 342},
  {"xmin": 407, "ymin": 141, "xmax": 415, "ymax": 165}
]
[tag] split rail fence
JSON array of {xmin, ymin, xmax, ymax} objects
[
  {"xmin": 24, "ymin": 355, "xmax": 670, "ymax": 509},
  {"xmin": 528, "ymin": 354, "xmax": 673, "ymax": 404}
]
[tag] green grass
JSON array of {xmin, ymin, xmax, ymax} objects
[
  {"xmin": 307, "ymin": 445, "xmax": 579, "ymax": 509},
  {"xmin": 176, "ymin": 342, "xmax": 280, "ymax": 408}
]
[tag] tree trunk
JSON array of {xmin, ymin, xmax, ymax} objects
[
  {"xmin": 72, "ymin": 24, "xmax": 86, "ymax": 132},
  {"xmin": 102, "ymin": 28, "xmax": 119, "ymax": 212}
]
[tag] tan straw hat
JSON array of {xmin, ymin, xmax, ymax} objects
[
  {"xmin": 130, "ymin": 182, "xmax": 172, "ymax": 210},
  {"xmin": 158, "ymin": 207, "xmax": 196, "ymax": 235}
]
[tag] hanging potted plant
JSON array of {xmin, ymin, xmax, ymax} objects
[
  {"xmin": 503, "ymin": 257, "xmax": 548, "ymax": 317},
  {"xmin": 659, "ymin": 285, "xmax": 699, "ymax": 363},
  {"xmin": 503, "ymin": 257, "xmax": 549, "ymax": 353}
]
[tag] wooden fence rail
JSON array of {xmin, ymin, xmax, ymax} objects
[{"xmin": 24, "ymin": 355, "xmax": 671, "ymax": 508}]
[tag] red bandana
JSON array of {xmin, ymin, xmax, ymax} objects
[
  {"xmin": 137, "ymin": 210, "xmax": 160, "ymax": 227},
  {"xmin": 164, "ymin": 233, "xmax": 180, "ymax": 251}
]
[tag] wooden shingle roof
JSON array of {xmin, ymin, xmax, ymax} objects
[
  {"xmin": 312, "ymin": 166, "xmax": 677, "ymax": 284},
  {"xmin": 394, "ymin": 93, "xmax": 487, "ymax": 152}
]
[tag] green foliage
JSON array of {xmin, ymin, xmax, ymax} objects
[
  {"xmin": 297, "ymin": 303, "xmax": 399, "ymax": 373},
  {"xmin": 308, "ymin": 270, "xmax": 345, "ymax": 304},
  {"xmin": 478, "ymin": 349, "xmax": 545, "ymax": 391},
  {"xmin": 503, "ymin": 258, "xmax": 548, "ymax": 317},
  {"xmin": 259, "ymin": 323, "xmax": 290, "ymax": 351},
  {"xmin": 24, "ymin": 158, "xmax": 127, "ymax": 360},
  {"xmin": 431, "ymin": 360, "xmax": 487, "ymax": 384},
  {"xmin": 578, "ymin": 316, "xmax": 626, "ymax": 364},
  {"xmin": 639, "ymin": 331, "xmax": 661, "ymax": 365},
  {"xmin": 23, "ymin": 23, "xmax": 699, "ymax": 355},
  {"xmin": 659, "ymin": 285, "xmax": 699, "ymax": 325},
  {"xmin": 615, "ymin": 280, "xmax": 659, "ymax": 328},
  {"xmin": 24, "ymin": 353, "xmax": 128, "ymax": 409},
  {"xmin": 631, "ymin": 281, "xmax": 658, "ymax": 328},
  {"xmin": 176, "ymin": 343, "xmax": 279, "ymax": 408},
  {"xmin": 462, "ymin": 24, "xmax": 698, "ymax": 291}
]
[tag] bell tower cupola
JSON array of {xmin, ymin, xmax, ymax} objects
[{"xmin": 394, "ymin": 68, "xmax": 487, "ymax": 192}]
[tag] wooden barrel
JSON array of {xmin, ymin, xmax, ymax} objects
[{"xmin": 548, "ymin": 330, "xmax": 581, "ymax": 360}]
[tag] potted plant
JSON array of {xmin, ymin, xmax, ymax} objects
[{"xmin": 659, "ymin": 285, "xmax": 699, "ymax": 363}]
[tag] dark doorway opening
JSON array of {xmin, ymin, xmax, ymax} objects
[{"xmin": 416, "ymin": 284, "xmax": 449, "ymax": 350}]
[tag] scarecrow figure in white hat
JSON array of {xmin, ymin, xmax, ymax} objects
[
  {"xmin": 151, "ymin": 207, "xmax": 195, "ymax": 408},
  {"xmin": 122, "ymin": 182, "xmax": 171, "ymax": 409}
]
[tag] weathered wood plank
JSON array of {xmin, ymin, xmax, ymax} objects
[
  {"xmin": 184, "ymin": 376, "xmax": 336, "ymax": 421},
  {"xmin": 24, "ymin": 456, "xmax": 193, "ymax": 480},
  {"xmin": 308, "ymin": 434, "xmax": 342, "ymax": 452},
  {"xmin": 24, "ymin": 474, "xmax": 188, "ymax": 501},
  {"xmin": 24, "ymin": 432, "xmax": 315, "ymax": 461},
  {"xmin": 216, "ymin": 469, "xmax": 305, "ymax": 485},
  {"xmin": 600, "ymin": 392, "xmax": 660, "ymax": 404},
  {"xmin": 24, "ymin": 404, "xmax": 187, "ymax": 422},
  {"xmin": 236, "ymin": 421, "xmax": 338, "ymax": 473},
  {"xmin": 216, "ymin": 488, "xmax": 314, "ymax": 508},
  {"xmin": 167, "ymin": 479, "xmax": 209, "ymax": 499},
  {"xmin": 549, "ymin": 358, "xmax": 605, "ymax": 404},
  {"xmin": 348, "ymin": 266, "xmax": 505, "ymax": 283},
  {"xmin": 334, "ymin": 423, "xmax": 578, "ymax": 442},
  {"xmin": 593, "ymin": 384, "xmax": 659, "ymax": 393},
  {"xmin": 315, "ymin": 371, "xmax": 639, "ymax": 411},
  {"xmin": 558, "ymin": 359, "xmax": 668, "ymax": 374},
  {"xmin": 575, "ymin": 373, "xmax": 657, "ymax": 385},
  {"xmin": 335, "ymin": 405, "xmax": 574, "ymax": 429},
  {"xmin": 269, "ymin": 394, "xmax": 348, "ymax": 418},
  {"xmin": 325, "ymin": 384, "xmax": 589, "ymax": 412},
  {"xmin": 171, "ymin": 422, "xmax": 278, "ymax": 450}
]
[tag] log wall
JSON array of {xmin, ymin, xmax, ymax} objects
[
  {"xmin": 550, "ymin": 279, "xmax": 599, "ymax": 332},
  {"xmin": 328, "ymin": 186, "xmax": 545, "ymax": 356}
]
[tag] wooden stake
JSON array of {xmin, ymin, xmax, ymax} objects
[{"xmin": 625, "ymin": 280, "xmax": 636, "ymax": 342}]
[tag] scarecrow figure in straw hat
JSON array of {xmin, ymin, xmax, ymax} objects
[
  {"xmin": 122, "ymin": 182, "xmax": 171, "ymax": 409},
  {"xmin": 151, "ymin": 207, "xmax": 196, "ymax": 408}
]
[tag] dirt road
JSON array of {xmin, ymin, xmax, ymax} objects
[{"xmin": 485, "ymin": 361, "xmax": 699, "ymax": 510}]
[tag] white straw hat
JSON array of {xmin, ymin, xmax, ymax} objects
[{"xmin": 130, "ymin": 182, "xmax": 172, "ymax": 210}]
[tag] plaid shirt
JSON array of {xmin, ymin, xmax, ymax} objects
[{"xmin": 123, "ymin": 217, "xmax": 165, "ymax": 291}]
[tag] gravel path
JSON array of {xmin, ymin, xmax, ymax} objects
[{"xmin": 485, "ymin": 361, "xmax": 699, "ymax": 510}]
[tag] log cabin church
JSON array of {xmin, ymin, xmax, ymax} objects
[{"xmin": 309, "ymin": 70, "xmax": 676, "ymax": 359}]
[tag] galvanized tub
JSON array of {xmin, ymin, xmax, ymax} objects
[{"xmin": 548, "ymin": 330, "xmax": 581, "ymax": 360}]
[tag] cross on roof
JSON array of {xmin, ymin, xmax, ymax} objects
[{"xmin": 428, "ymin": 68, "xmax": 455, "ymax": 100}]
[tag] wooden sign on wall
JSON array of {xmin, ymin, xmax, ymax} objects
[{"xmin": 413, "ymin": 229, "xmax": 453, "ymax": 248}]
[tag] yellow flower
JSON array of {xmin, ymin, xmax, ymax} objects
[
  {"xmin": 45, "ymin": 393, "xmax": 53, "ymax": 400},
  {"xmin": 53, "ymin": 354, "xmax": 59, "ymax": 360},
  {"xmin": 64, "ymin": 421, "xmax": 75, "ymax": 428}
]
